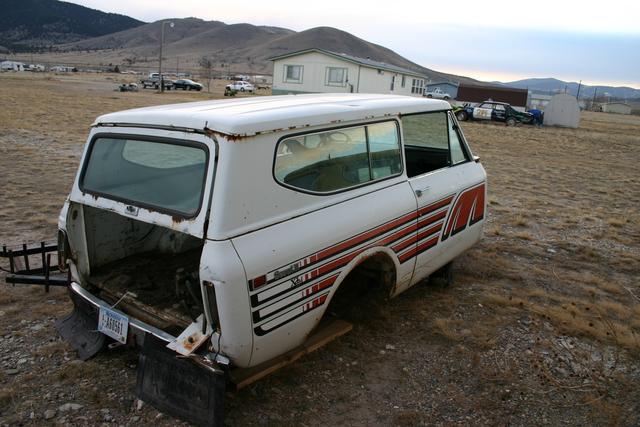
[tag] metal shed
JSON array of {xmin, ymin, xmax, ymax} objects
[{"xmin": 543, "ymin": 93, "xmax": 580, "ymax": 128}]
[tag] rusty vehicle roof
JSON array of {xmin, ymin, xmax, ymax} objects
[{"xmin": 93, "ymin": 94, "xmax": 451, "ymax": 139}]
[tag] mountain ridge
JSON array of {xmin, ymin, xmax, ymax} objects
[
  {"xmin": 0, "ymin": 0, "xmax": 144, "ymax": 50},
  {"xmin": 504, "ymin": 77, "xmax": 640, "ymax": 99}
]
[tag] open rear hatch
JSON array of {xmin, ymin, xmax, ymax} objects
[{"xmin": 56, "ymin": 131, "xmax": 227, "ymax": 425}]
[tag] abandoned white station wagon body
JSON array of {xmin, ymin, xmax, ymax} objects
[{"xmin": 56, "ymin": 93, "xmax": 486, "ymax": 424}]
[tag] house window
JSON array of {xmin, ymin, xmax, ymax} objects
[
  {"xmin": 325, "ymin": 67, "xmax": 347, "ymax": 86},
  {"xmin": 411, "ymin": 78, "xmax": 424, "ymax": 94},
  {"xmin": 401, "ymin": 75, "xmax": 406, "ymax": 88},
  {"xmin": 284, "ymin": 64, "xmax": 303, "ymax": 83}
]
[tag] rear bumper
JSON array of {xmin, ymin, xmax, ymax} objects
[
  {"xmin": 68, "ymin": 281, "xmax": 176, "ymax": 345},
  {"xmin": 59, "ymin": 282, "xmax": 227, "ymax": 426}
]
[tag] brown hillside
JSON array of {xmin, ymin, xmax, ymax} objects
[{"xmin": 57, "ymin": 19, "xmax": 474, "ymax": 82}]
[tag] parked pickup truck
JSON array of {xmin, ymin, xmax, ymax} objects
[
  {"xmin": 455, "ymin": 100, "xmax": 534, "ymax": 126},
  {"xmin": 424, "ymin": 87, "xmax": 451, "ymax": 100},
  {"xmin": 140, "ymin": 73, "xmax": 174, "ymax": 90},
  {"xmin": 4, "ymin": 94, "xmax": 486, "ymax": 426}
]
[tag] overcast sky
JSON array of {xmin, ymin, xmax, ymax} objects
[{"xmin": 67, "ymin": 0, "xmax": 640, "ymax": 88}]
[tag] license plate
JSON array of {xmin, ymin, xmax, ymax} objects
[{"xmin": 98, "ymin": 306, "xmax": 129, "ymax": 344}]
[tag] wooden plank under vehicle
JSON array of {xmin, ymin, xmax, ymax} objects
[{"xmin": 230, "ymin": 319, "xmax": 353, "ymax": 390}]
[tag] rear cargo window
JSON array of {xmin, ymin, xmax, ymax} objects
[
  {"xmin": 81, "ymin": 137, "xmax": 208, "ymax": 217},
  {"xmin": 274, "ymin": 121, "xmax": 401, "ymax": 193}
]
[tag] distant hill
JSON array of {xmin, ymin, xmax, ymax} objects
[
  {"xmin": 60, "ymin": 19, "xmax": 476, "ymax": 83},
  {"xmin": 505, "ymin": 78, "xmax": 640, "ymax": 100},
  {"xmin": 0, "ymin": 0, "xmax": 144, "ymax": 51}
]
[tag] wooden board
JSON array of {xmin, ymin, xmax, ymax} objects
[{"xmin": 230, "ymin": 319, "xmax": 352, "ymax": 390}]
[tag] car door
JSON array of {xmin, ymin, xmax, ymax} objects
[
  {"xmin": 473, "ymin": 103, "xmax": 493, "ymax": 120},
  {"xmin": 492, "ymin": 104, "xmax": 507, "ymax": 122},
  {"xmin": 401, "ymin": 110, "xmax": 486, "ymax": 287}
]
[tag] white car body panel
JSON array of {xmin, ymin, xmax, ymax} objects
[{"xmin": 61, "ymin": 94, "xmax": 486, "ymax": 369}]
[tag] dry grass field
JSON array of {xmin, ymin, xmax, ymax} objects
[{"xmin": 1, "ymin": 72, "xmax": 639, "ymax": 426}]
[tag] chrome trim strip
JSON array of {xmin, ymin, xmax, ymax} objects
[{"xmin": 69, "ymin": 282, "xmax": 176, "ymax": 343}]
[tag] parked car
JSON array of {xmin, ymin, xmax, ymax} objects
[
  {"xmin": 22, "ymin": 94, "xmax": 485, "ymax": 426},
  {"xmin": 455, "ymin": 100, "xmax": 533, "ymax": 125},
  {"xmin": 173, "ymin": 79, "xmax": 203, "ymax": 91},
  {"xmin": 226, "ymin": 80, "xmax": 254, "ymax": 92},
  {"xmin": 424, "ymin": 87, "xmax": 451, "ymax": 100},
  {"xmin": 118, "ymin": 83, "xmax": 139, "ymax": 92},
  {"xmin": 140, "ymin": 73, "xmax": 174, "ymax": 90}
]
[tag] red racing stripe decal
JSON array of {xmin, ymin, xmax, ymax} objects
[
  {"xmin": 398, "ymin": 235, "xmax": 439, "ymax": 264},
  {"xmin": 417, "ymin": 210, "xmax": 447, "ymax": 228},
  {"xmin": 417, "ymin": 223, "xmax": 443, "ymax": 241},
  {"xmin": 315, "ymin": 211, "xmax": 417, "ymax": 262},
  {"xmin": 418, "ymin": 195, "xmax": 454, "ymax": 217},
  {"xmin": 250, "ymin": 193, "xmax": 456, "ymax": 300}
]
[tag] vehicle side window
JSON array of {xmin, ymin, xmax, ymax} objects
[
  {"xmin": 274, "ymin": 121, "xmax": 401, "ymax": 193},
  {"xmin": 495, "ymin": 104, "xmax": 505, "ymax": 111},
  {"xmin": 402, "ymin": 112, "xmax": 449, "ymax": 177},
  {"xmin": 368, "ymin": 121, "xmax": 402, "ymax": 179},
  {"xmin": 448, "ymin": 113, "xmax": 469, "ymax": 165}
]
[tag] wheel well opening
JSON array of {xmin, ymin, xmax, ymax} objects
[{"xmin": 322, "ymin": 252, "xmax": 396, "ymax": 325}]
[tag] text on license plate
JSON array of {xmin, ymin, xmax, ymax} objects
[{"xmin": 98, "ymin": 306, "xmax": 129, "ymax": 344}]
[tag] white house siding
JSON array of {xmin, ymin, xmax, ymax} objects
[
  {"xmin": 273, "ymin": 52, "xmax": 360, "ymax": 95},
  {"xmin": 356, "ymin": 66, "xmax": 415, "ymax": 97},
  {"xmin": 272, "ymin": 51, "xmax": 423, "ymax": 97}
]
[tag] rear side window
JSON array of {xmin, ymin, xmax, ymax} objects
[{"xmin": 274, "ymin": 121, "xmax": 401, "ymax": 193}]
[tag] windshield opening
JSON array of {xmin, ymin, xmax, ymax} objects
[{"xmin": 81, "ymin": 136, "xmax": 208, "ymax": 217}]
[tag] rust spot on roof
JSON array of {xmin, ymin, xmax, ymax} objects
[{"xmin": 204, "ymin": 127, "xmax": 249, "ymax": 142}]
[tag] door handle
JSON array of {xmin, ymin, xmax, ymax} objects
[{"xmin": 414, "ymin": 186, "xmax": 430, "ymax": 197}]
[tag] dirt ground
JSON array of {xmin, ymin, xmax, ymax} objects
[{"xmin": 1, "ymin": 72, "xmax": 639, "ymax": 426}]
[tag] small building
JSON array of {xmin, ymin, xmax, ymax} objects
[
  {"xmin": 424, "ymin": 82, "xmax": 459, "ymax": 99},
  {"xmin": 543, "ymin": 93, "xmax": 580, "ymax": 128},
  {"xmin": 26, "ymin": 64, "xmax": 46, "ymax": 72},
  {"xmin": 269, "ymin": 48, "xmax": 428, "ymax": 97},
  {"xmin": 0, "ymin": 60, "xmax": 25, "ymax": 71},
  {"xmin": 252, "ymin": 75, "xmax": 273, "ymax": 85},
  {"xmin": 601, "ymin": 102, "xmax": 632, "ymax": 115},
  {"xmin": 50, "ymin": 65, "xmax": 76, "ymax": 73},
  {"xmin": 456, "ymin": 83, "xmax": 528, "ymax": 109},
  {"xmin": 528, "ymin": 92, "xmax": 553, "ymax": 110}
]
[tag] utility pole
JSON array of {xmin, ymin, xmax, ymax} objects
[
  {"xmin": 176, "ymin": 57, "xmax": 179, "ymax": 76},
  {"xmin": 576, "ymin": 80, "xmax": 582, "ymax": 99},
  {"xmin": 158, "ymin": 21, "xmax": 174, "ymax": 93},
  {"xmin": 592, "ymin": 87, "xmax": 598, "ymax": 111}
]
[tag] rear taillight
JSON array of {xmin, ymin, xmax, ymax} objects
[
  {"xmin": 202, "ymin": 280, "xmax": 221, "ymax": 332},
  {"xmin": 57, "ymin": 229, "xmax": 69, "ymax": 271}
]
